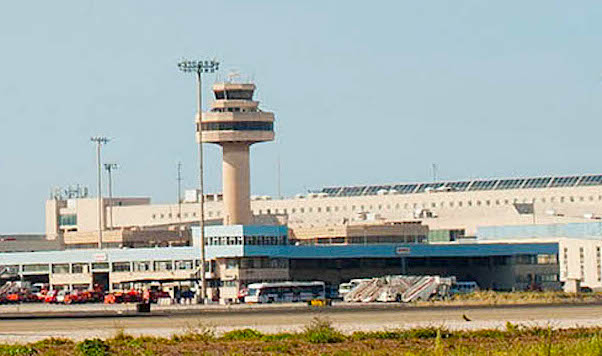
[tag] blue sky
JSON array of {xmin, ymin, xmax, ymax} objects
[{"xmin": 0, "ymin": 1, "xmax": 601, "ymax": 233}]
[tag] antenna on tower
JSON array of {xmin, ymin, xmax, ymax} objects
[
  {"xmin": 432, "ymin": 163, "xmax": 438, "ymax": 182},
  {"xmin": 226, "ymin": 70, "xmax": 241, "ymax": 83}
]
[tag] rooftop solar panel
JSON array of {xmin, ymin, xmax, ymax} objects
[
  {"xmin": 496, "ymin": 179, "xmax": 525, "ymax": 190},
  {"xmin": 550, "ymin": 176, "xmax": 579, "ymax": 187},
  {"xmin": 320, "ymin": 174, "xmax": 601, "ymax": 198},
  {"xmin": 523, "ymin": 177, "xmax": 552, "ymax": 189},
  {"xmin": 445, "ymin": 181, "xmax": 471, "ymax": 191},
  {"xmin": 468, "ymin": 180, "xmax": 499, "ymax": 191},
  {"xmin": 578, "ymin": 175, "xmax": 602, "ymax": 186},
  {"xmin": 416, "ymin": 182, "xmax": 445, "ymax": 193},
  {"xmin": 392, "ymin": 184, "xmax": 418, "ymax": 194},
  {"xmin": 364, "ymin": 185, "xmax": 392, "ymax": 195}
]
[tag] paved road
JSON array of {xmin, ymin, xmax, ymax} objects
[{"xmin": 2, "ymin": 304, "xmax": 602, "ymax": 342}]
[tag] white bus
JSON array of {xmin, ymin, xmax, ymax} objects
[{"xmin": 245, "ymin": 281, "xmax": 325, "ymax": 304}]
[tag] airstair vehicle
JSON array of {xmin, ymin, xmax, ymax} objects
[{"xmin": 343, "ymin": 275, "xmax": 455, "ymax": 303}]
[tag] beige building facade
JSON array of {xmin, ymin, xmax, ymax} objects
[{"xmin": 45, "ymin": 174, "xmax": 602, "ymax": 244}]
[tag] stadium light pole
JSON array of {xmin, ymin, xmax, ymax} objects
[
  {"xmin": 104, "ymin": 163, "xmax": 119, "ymax": 230},
  {"xmin": 177, "ymin": 58, "xmax": 219, "ymax": 304},
  {"xmin": 91, "ymin": 136, "xmax": 110, "ymax": 249}
]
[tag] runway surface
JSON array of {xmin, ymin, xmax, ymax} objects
[{"xmin": 1, "ymin": 303, "xmax": 602, "ymax": 342}]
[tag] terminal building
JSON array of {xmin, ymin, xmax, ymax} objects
[
  {"xmin": 4, "ymin": 74, "xmax": 602, "ymax": 302},
  {"xmin": 45, "ymin": 174, "xmax": 602, "ymax": 244}
]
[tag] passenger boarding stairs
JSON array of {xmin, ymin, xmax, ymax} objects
[{"xmin": 344, "ymin": 275, "xmax": 455, "ymax": 303}]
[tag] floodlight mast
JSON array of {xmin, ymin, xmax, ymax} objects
[
  {"xmin": 90, "ymin": 136, "xmax": 110, "ymax": 249},
  {"xmin": 177, "ymin": 58, "xmax": 219, "ymax": 304},
  {"xmin": 104, "ymin": 163, "xmax": 119, "ymax": 230}
]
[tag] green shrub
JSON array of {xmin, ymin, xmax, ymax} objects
[
  {"xmin": 221, "ymin": 328, "xmax": 264, "ymax": 341},
  {"xmin": 262, "ymin": 343, "xmax": 291, "ymax": 353},
  {"xmin": 261, "ymin": 333, "xmax": 295, "ymax": 342},
  {"xmin": 33, "ymin": 337, "xmax": 73, "ymax": 348},
  {"xmin": 76, "ymin": 339, "xmax": 108, "ymax": 356},
  {"xmin": 302, "ymin": 318, "xmax": 345, "ymax": 344},
  {"xmin": 0, "ymin": 345, "xmax": 37, "ymax": 356}
]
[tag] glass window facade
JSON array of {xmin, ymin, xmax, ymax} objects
[
  {"xmin": 201, "ymin": 121, "xmax": 273, "ymax": 132},
  {"xmin": 58, "ymin": 214, "xmax": 77, "ymax": 226}
]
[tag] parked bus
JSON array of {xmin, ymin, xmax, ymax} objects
[
  {"xmin": 245, "ymin": 281, "xmax": 325, "ymax": 303},
  {"xmin": 451, "ymin": 281, "xmax": 479, "ymax": 295}
]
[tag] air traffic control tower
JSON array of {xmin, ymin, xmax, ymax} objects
[{"xmin": 196, "ymin": 81, "xmax": 275, "ymax": 225}]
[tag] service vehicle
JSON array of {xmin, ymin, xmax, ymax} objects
[{"xmin": 245, "ymin": 281, "xmax": 325, "ymax": 304}]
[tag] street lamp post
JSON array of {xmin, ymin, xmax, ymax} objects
[
  {"xmin": 104, "ymin": 163, "xmax": 119, "ymax": 230},
  {"xmin": 177, "ymin": 58, "xmax": 219, "ymax": 304},
  {"xmin": 90, "ymin": 136, "xmax": 110, "ymax": 249}
]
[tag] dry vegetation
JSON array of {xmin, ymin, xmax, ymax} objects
[
  {"xmin": 4, "ymin": 318, "xmax": 602, "ymax": 355},
  {"xmin": 414, "ymin": 290, "xmax": 602, "ymax": 307}
]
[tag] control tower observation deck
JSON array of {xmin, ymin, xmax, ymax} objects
[{"xmin": 196, "ymin": 82, "xmax": 275, "ymax": 225}]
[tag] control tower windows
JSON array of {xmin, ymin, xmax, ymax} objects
[
  {"xmin": 201, "ymin": 121, "xmax": 273, "ymax": 131},
  {"xmin": 214, "ymin": 90, "xmax": 254, "ymax": 100}
]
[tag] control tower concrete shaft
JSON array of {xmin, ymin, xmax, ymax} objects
[{"xmin": 196, "ymin": 82, "xmax": 274, "ymax": 225}]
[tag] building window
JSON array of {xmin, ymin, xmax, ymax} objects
[
  {"xmin": 596, "ymin": 246, "xmax": 602, "ymax": 282},
  {"xmin": 52, "ymin": 264, "xmax": 70, "ymax": 274},
  {"xmin": 223, "ymin": 280, "xmax": 237, "ymax": 287},
  {"xmin": 579, "ymin": 247, "xmax": 585, "ymax": 282},
  {"xmin": 133, "ymin": 261, "xmax": 152, "ymax": 272},
  {"xmin": 175, "ymin": 260, "xmax": 193, "ymax": 270},
  {"xmin": 154, "ymin": 261, "xmax": 173, "ymax": 271},
  {"xmin": 72, "ymin": 263, "xmax": 88, "ymax": 274},
  {"xmin": 538, "ymin": 274, "xmax": 559, "ymax": 282},
  {"xmin": 58, "ymin": 214, "xmax": 77, "ymax": 226},
  {"xmin": 515, "ymin": 254, "xmax": 537, "ymax": 264},
  {"xmin": 22, "ymin": 264, "xmax": 49, "ymax": 273},
  {"xmin": 112, "ymin": 262, "xmax": 131, "ymax": 272},
  {"xmin": 562, "ymin": 247, "xmax": 569, "ymax": 278},
  {"xmin": 537, "ymin": 254, "xmax": 558, "ymax": 264},
  {"xmin": 226, "ymin": 259, "xmax": 238, "ymax": 270},
  {"xmin": 92, "ymin": 263, "xmax": 109, "ymax": 271}
]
